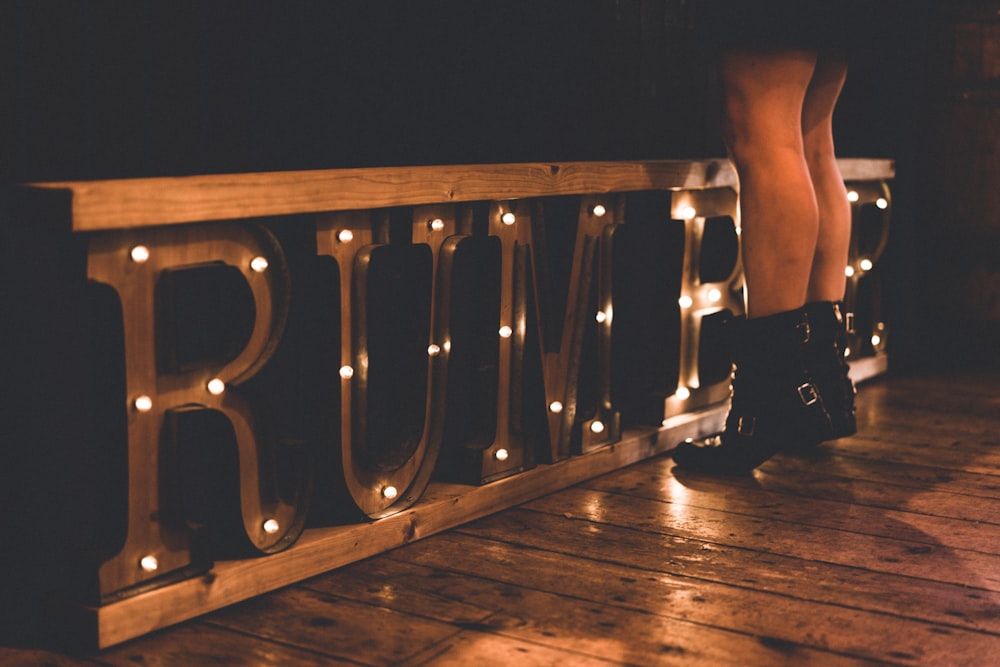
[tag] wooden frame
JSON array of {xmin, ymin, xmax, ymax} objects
[{"xmin": 14, "ymin": 158, "xmax": 894, "ymax": 648}]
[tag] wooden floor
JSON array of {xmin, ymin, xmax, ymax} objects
[{"xmin": 3, "ymin": 369, "xmax": 1000, "ymax": 666}]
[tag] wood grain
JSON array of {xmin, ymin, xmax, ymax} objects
[{"xmin": 22, "ymin": 159, "xmax": 894, "ymax": 232}]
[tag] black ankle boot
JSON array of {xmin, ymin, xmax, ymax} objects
[
  {"xmin": 671, "ymin": 308, "xmax": 832, "ymax": 474},
  {"xmin": 802, "ymin": 301, "xmax": 857, "ymax": 445}
]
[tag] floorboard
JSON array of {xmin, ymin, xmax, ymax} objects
[{"xmin": 2, "ymin": 370, "xmax": 999, "ymax": 666}]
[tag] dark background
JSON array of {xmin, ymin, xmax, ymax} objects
[{"xmin": 0, "ymin": 0, "xmax": 995, "ymax": 366}]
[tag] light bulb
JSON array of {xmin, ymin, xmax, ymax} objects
[
  {"xmin": 382, "ymin": 485, "xmax": 398, "ymax": 500},
  {"xmin": 427, "ymin": 344, "xmax": 441, "ymax": 357},
  {"xmin": 592, "ymin": 204, "xmax": 607, "ymax": 217},
  {"xmin": 876, "ymin": 197, "xmax": 888, "ymax": 210},
  {"xmin": 429, "ymin": 218, "xmax": 445, "ymax": 231},
  {"xmin": 847, "ymin": 190, "xmax": 860, "ymax": 202},
  {"xmin": 498, "ymin": 325, "xmax": 513, "ymax": 338},
  {"xmin": 707, "ymin": 288, "xmax": 722, "ymax": 303},
  {"xmin": 590, "ymin": 421, "xmax": 606, "ymax": 434},
  {"xmin": 871, "ymin": 335, "xmax": 881, "ymax": 346},
  {"xmin": 337, "ymin": 229, "xmax": 354, "ymax": 243},
  {"xmin": 494, "ymin": 448, "xmax": 510, "ymax": 462},
  {"xmin": 339, "ymin": 365, "xmax": 354, "ymax": 379},
  {"xmin": 250, "ymin": 256, "xmax": 269, "ymax": 272},
  {"xmin": 263, "ymin": 519, "xmax": 280, "ymax": 534},
  {"xmin": 595, "ymin": 311, "xmax": 607, "ymax": 323},
  {"xmin": 845, "ymin": 266, "xmax": 856, "ymax": 277},
  {"xmin": 139, "ymin": 555, "xmax": 158, "ymax": 572},
  {"xmin": 134, "ymin": 395, "xmax": 153, "ymax": 412},
  {"xmin": 676, "ymin": 387, "xmax": 691, "ymax": 400},
  {"xmin": 678, "ymin": 295, "xmax": 693, "ymax": 309},
  {"xmin": 549, "ymin": 401, "xmax": 564, "ymax": 413},
  {"xmin": 859, "ymin": 258, "xmax": 873, "ymax": 272},
  {"xmin": 679, "ymin": 205, "xmax": 697, "ymax": 220},
  {"xmin": 207, "ymin": 378, "xmax": 226, "ymax": 395},
  {"xmin": 501, "ymin": 212, "xmax": 516, "ymax": 225},
  {"xmin": 130, "ymin": 245, "xmax": 150, "ymax": 263}
]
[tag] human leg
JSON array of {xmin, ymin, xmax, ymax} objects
[
  {"xmin": 718, "ymin": 48, "xmax": 818, "ymax": 319},
  {"xmin": 801, "ymin": 52, "xmax": 857, "ymax": 443},
  {"xmin": 672, "ymin": 49, "xmax": 833, "ymax": 474}
]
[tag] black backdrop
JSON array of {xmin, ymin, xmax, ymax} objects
[{"xmin": 2, "ymin": 0, "xmax": 928, "ymax": 184}]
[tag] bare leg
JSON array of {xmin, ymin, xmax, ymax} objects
[
  {"xmin": 719, "ymin": 49, "xmax": 818, "ymax": 319},
  {"xmin": 803, "ymin": 53, "xmax": 850, "ymax": 302}
]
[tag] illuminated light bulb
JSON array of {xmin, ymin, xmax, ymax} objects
[
  {"xmin": 679, "ymin": 205, "xmax": 697, "ymax": 220},
  {"xmin": 337, "ymin": 229, "xmax": 354, "ymax": 243},
  {"xmin": 382, "ymin": 485, "xmax": 398, "ymax": 500},
  {"xmin": 876, "ymin": 197, "xmax": 888, "ymax": 210},
  {"xmin": 595, "ymin": 310, "xmax": 607, "ymax": 323},
  {"xmin": 859, "ymin": 258, "xmax": 873, "ymax": 272},
  {"xmin": 494, "ymin": 448, "xmax": 510, "ymax": 462},
  {"xmin": 134, "ymin": 395, "xmax": 153, "ymax": 412},
  {"xmin": 549, "ymin": 401, "xmax": 564, "ymax": 413},
  {"xmin": 590, "ymin": 420, "xmax": 606, "ymax": 434},
  {"xmin": 871, "ymin": 335, "xmax": 882, "ymax": 346},
  {"xmin": 429, "ymin": 218, "xmax": 445, "ymax": 231},
  {"xmin": 130, "ymin": 245, "xmax": 150, "ymax": 263},
  {"xmin": 678, "ymin": 295, "xmax": 693, "ymax": 309},
  {"xmin": 707, "ymin": 288, "xmax": 722, "ymax": 303},
  {"xmin": 877, "ymin": 321, "xmax": 886, "ymax": 331},
  {"xmin": 207, "ymin": 378, "xmax": 226, "ymax": 395},
  {"xmin": 847, "ymin": 190, "xmax": 860, "ymax": 202},
  {"xmin": 139, "ymin": 555, "xmax": 159, "ymax": 572},
  {"xmin": 501, "ymin": 212, "xmax": 516, "ymax": 225},
  {"xmin": 250, "ymin": 256, "xmax": 269, "ymax": 272},
  {"xmin": 844, "ymin": 346, "xmax": 852, "ymax": 358},
  {"xmin": 676, "ymin": 387, "xmax": 691, "ymax": 400},
  {"xmin": 498, "ymin": 325, "xmax": 513, "ymax": 338},
  {"xmin": 263, "ymin": 519, "xmax": 280, "ymax": 534},
  {"xmin": 592, "ymin": 204, "xmax": 607, "ymax": 217},
  {"xmin": 339, "ymin": 365, "xmax": 354, "ymax": 379},
  {"xmin": 427, "ymin": 343, "xmax": 441, "ymax": 357},
  {"xmin": 845, "ymin": 266, "xmax": 856, "ymax": 277}
]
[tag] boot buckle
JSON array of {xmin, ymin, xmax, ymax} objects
[
  {"xmin": 737, "ymin": 416, "xmax": 756, "ymax": 436},
  {"xmin": 797, "ymin": 383, "xmax": 819, "ymax": 406}
]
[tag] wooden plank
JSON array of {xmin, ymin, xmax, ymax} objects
[
  {"xmin": 26, "ymin": 160, "xmax": 737, "ymax": 231},
  {"xmin": 520, "ymin": 485, "xmax": 1000, "ymax": 591},
  {"xmin": 761, "ymin": 453, "xmax": 1000, "ymax": 503},
  {"xmin": 22, "ymin": 158, "xmax": 895, "ymax": 232},
  {"xmin": 584, "ymin": 458, "xmax": 1000, "ymax": 549},
  {"xmin": 200, "ymin": 587, "xmax": 469, "ymax": 666},
  {"xmin": 92, "ymin": 623, "xmax": 347, "ymax": 667},
  {"xmin": 68, "ymin": 407, "xmax": 726, "ymax": 649},
  {"xmin": 391, "ymin": 530, "xmax": 1000, "ymax": 665},
  {"xmin": 307, "ymin": 554, "xmax": 879, "ymax": 667}
]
